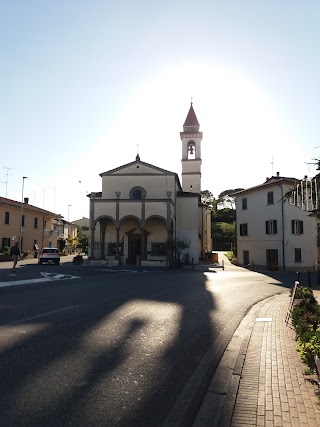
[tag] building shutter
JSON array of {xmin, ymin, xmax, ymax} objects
[
  {"xmin": 266, "ymin": 221, "xmax": 269, "ymax": 234},
  {"xmin": 274, "ymin": 220, "xmax": 277, "ymax": 234},
  {"xmin": 291, "ymin": 220, "xmax": 294, "ymax": 234},
  {"xmin": 300, "ymin": 221, "xmax": 303, "ymax": 234}
]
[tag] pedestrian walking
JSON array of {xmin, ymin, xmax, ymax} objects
[{"xmin": 10, "ymin": 242, "xmax": 21, "ymax": 274}]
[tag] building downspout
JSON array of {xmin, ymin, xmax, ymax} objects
[
  {"xmin": 278, "ymin": 183, "xmax": 286, "ymax": 272},
  {"xmin": 201, "ymin": 203, "xmax": 204, "ymax": 260},
  {"xmin": 174, "ymin": 190, "xmax": 177, "ymax": 261}
]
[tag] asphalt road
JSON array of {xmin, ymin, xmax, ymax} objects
[{"xmin": 0, "ymin": 258, "xmax": 296, "ymax": 426}]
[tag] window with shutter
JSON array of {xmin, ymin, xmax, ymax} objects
[
  {"xmin": 294, "ymin": 248, "xmax": 302, "ymax": 262},
  {"xmin": 292, "ymin": 220, "xmax": 303, "ymax": 235},
  {"xmin": 240, "ymin": 223, "xmax": 248, "ymax": 236},
  {"xmin": 242, "ymin": 198, "xmax": 247, "ymax": 210},
  {"xmin": 267, "ymin": 191, "xmax": 274, "ymax": 205},
  {"xmin": 266, "ymin": 220, "xmax": 277, "ymax": 234}
]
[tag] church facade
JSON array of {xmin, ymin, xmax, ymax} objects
[{"xmin": 88, "ymin": 103, "xmax": 212, "ymax": 265}]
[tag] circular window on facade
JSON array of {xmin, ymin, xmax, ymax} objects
[{"xmin": 130, "ymin": 187, "xmax": 146, "ymax": 200}]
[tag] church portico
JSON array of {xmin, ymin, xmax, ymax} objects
[{"xmin": 91, "ymin": 213, "xmax": 170, "ymax": 265}]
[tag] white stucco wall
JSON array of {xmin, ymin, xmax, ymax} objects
[{"xmin": 176, "ymin": 196, "xmax": 199, "ymax": 262}]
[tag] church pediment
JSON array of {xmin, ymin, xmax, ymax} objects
[{"xmin": 100, "ymin": 159, "xmax": 176, "ymax": 177}]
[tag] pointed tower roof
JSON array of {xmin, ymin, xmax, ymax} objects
[{"xmin": 183, "ymin": 102, "xmax": 200, "ymax": 132}]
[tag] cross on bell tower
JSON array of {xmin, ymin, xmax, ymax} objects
[{"xmin": 180, "ymin": 102, "xmax": 203, "ymax": 193}]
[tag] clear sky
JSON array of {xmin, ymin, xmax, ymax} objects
[{"xmin": 1, "ymin": 1, "xmax": 319, "ymax": 221}]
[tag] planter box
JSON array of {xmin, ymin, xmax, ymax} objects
[{"xmin": 142, "ymin": 260, "xmax": 167, "ymax": 267}]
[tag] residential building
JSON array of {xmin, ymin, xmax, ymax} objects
[
  {"xmin": 234, "ymin": 173, "xmax": 317, "ymax": 271},
  {"xmin": 88, "ymin": 103, "xmax": 212, "ymax": 265},
  {"xmin": 72, "ymin": 217, "xmax": 90, "ymax": 238},
  {"xmin": 0, "ymin": 196, "xmax": 63, "ymax": 253}
]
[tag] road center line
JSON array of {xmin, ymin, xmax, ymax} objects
[{"xmin": 0, "ymin": 305, "xmax": 80, "ymax": 329}]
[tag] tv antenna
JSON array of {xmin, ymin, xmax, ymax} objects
[
  {"xmin": 0, "ymin": 166, "xmax": 14, "ymax": 197},
  {"xmin": 270, "ymin": 156, "xmax": 274, "ymax": 176}
]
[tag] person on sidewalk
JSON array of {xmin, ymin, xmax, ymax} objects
[{"xmin": 10, "ymin": 242, "xmax": 21, "ymax": 274}]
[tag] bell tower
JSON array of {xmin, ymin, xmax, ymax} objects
[{"xmin": 180, "ymin": 102, "xmax": 202, "ymax": 193}]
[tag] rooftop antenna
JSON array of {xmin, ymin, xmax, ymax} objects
[
  {"xmin": 270, "ymin": 156, "xmax": 274, "ymax": 176},
  {"xmin": 0, "ymin": 166, "xmax": 14, "ymax": 197},
  {"xmin": 52, "ymin": 186, "xmax": 56, "ymax": 212}
]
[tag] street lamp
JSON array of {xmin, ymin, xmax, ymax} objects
[
  {"xmin": 68, "ymin": 204, "xmax": 72, "ymax": 235},
  {"xmin": 19, "ymin": 176, "xmax": 28, "ymax": 250},
  {"xmin": 67, "ymin": 205, "xmax": 72, "ymax": 254}
]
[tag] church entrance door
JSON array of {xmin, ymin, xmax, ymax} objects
[{"xmin": 128, "ymin": 234, "xmax": 141, "ymax": 265}]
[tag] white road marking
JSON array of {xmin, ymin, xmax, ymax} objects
[
  {"xmin": 0, "ymin": 277, "xmax": 52, "ymax": 288},
  {"xmin": 40, "ymin": 272, "xmax": 80, "ymax": 280},
  {"xmin": 0, "ymin": 273, "xmax": 80, "ymax": 288},
  {"xmin": 0, "ymin": 305, "xmax": 80, "ymax": 328}
]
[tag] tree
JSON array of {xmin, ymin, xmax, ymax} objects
[
  {"xmin": 201, "ymin": 190, "xmax": 214, "ymax": 205},
  {"xmin": 201, "ymin": 190, "xmax": 218, "ymax": 212},
  {"xmin": 218, "ymin": 188, "xmax": 244, "ymax": 209},
  {"xmin": 166, "ymin": 237, "xmax": 190, "ymax": 262}
]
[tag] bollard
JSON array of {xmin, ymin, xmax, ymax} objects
[
  {"xmin": 192, "ymin": 257, "xmax": 194, "ymax": 269},
  {"xmin": 222, "ymin": 260, "xmax": 224, "ymax": 271},
  {"xmin": 296, "ymin": 271, "xmax": 300, "ymax": 284},
  {"xmin": 252, "ymin": 261, "xmax": 255, "ymax": 271}
]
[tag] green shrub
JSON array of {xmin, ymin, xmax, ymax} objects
[
  {"xmin": 0, "ymin": 246, "xmax": 10, "ymax": 255},
  {"xmin": 291, "ymin": 287, "xmax": 320, "ymax": 371},
  {"xmin": 290, "ymin": 286, "xmax": 316, "ymax": 303},
  {"xmin": 297, "ymin": 330, "xmax": 320, "ymax": 369}
]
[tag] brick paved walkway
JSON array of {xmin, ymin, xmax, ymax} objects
[{"xmin": 231, "ymin": 294, "xmax": 320, "ymax": 427}]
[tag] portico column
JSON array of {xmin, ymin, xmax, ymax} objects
[
  {"xmin": 100, "ymin": 223, "xmax": 106, "ymax": 259},
  {"xmin": 116, "ymin": 227, "xmax": 120, "ymax": 259},
  {"xmin": 90, "ymin": 228, "xmax": 95, "ymax": 260},
  {"xmin": 89, "ymin": 197, "xmax": 95, "ymax": 260},
  {"xmin": 141, "ymin": 228, "xmax": 146, "ymax": 261}
]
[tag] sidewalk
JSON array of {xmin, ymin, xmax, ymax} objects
[{"xmin": 194, "ymin": 290, "xmax": 320, "ymax": 427}]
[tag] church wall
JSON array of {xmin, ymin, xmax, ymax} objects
[
  {"xmin": 94, "ymin": 201, "xmax": 116, "ymax": 220},
  {"xmin": 145, "ymin": 219, "xmax": 167, "ymax": 241},
  {"xmin": 176, "ymin": 198, "xmax": 198, "ymax": 231},
  {"xmin": 145, "ymin": 201, "xmax": 168, "ymax": 220},
  {"xmin": 102, "ymin": 175, "xmax": 176, "ymax": 199},
  {"xmin": 119, "ymin": 202, "xmax": 141, "ymax": 219},
  {"xmin": 176, "ymin": 197, "xmax": 200, "ymax": 262},
  {"xmin": 112, "ymin": 163, "xmax": 163, "ymax": 175}
]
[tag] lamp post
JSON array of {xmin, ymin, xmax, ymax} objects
[
  {"xmin": 19, "ymin": 176, "xmax": 28, "ymax": 250},
  {"xmin": 68, "ymin": 204, "xmax": 72, "ymax": 233},
  {"xmin": 67, "ymin": 204, "xmax": 72, "ymax": 254}
]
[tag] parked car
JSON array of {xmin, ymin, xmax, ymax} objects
[{"xmin": 38, "ymin": 247, "xmax": 60, "ymax": 265}]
